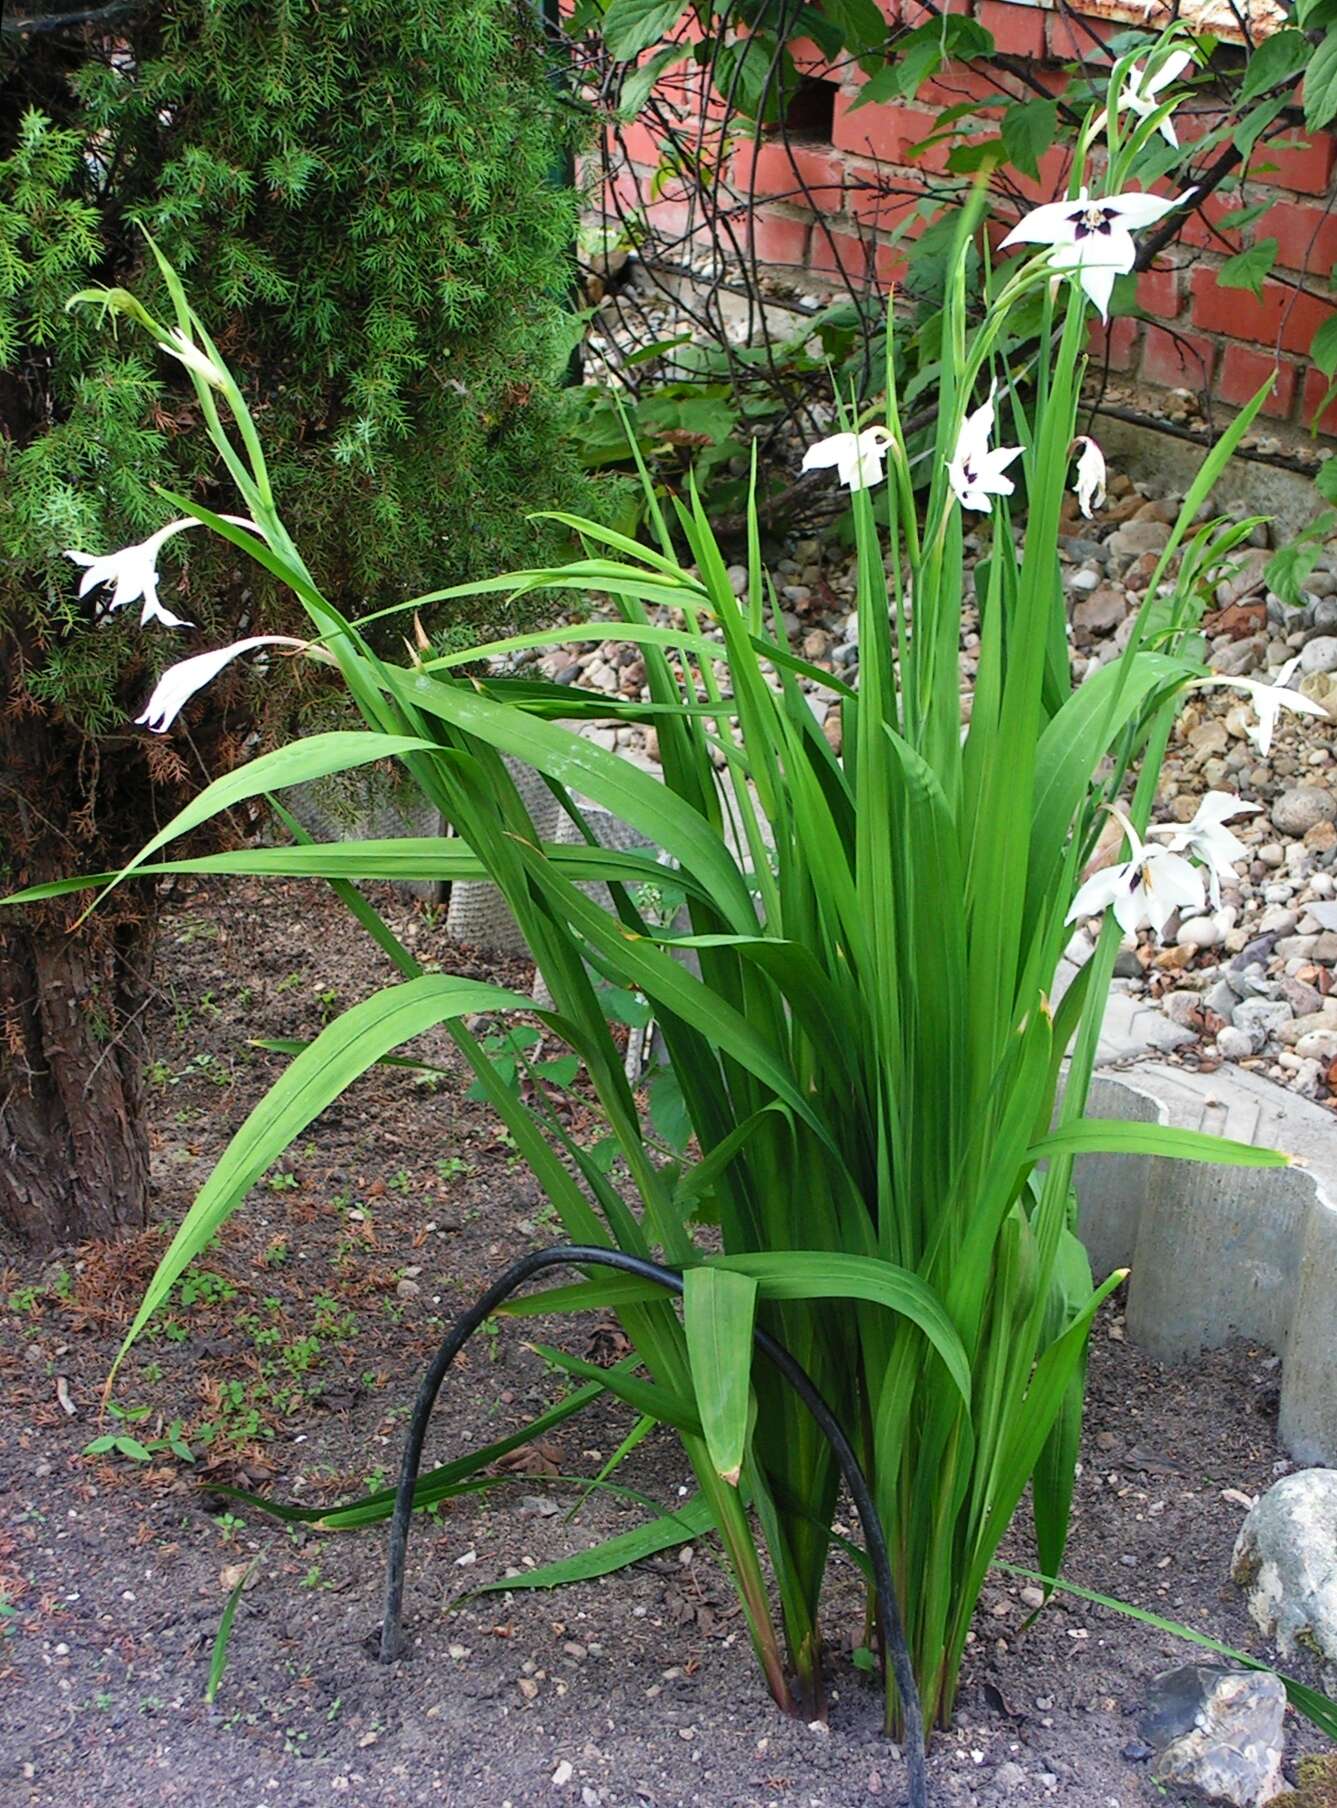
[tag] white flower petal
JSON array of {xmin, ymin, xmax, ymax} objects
[
  {"xmin": 999, "ymin": 195, "xmax": 1088, "ymax": 249},
  {"xmin": 1072, "ymin": 437, "xmax": 1107, "ymax": 518},
  {"xmin": 1103, "ymin": 190, "xmax": 1184, "ymax": 232},
  {"xmin": 1144, "ymin": 49, "xmax": 1195, "ymax": 97},
  {"xmin": 157, "ymin": 329, "xmax": 229, "ymax": 390},
  {"xmin": 135, "ymin": 635, "xmax": 304, "ymax": 733},
  {"xmin": 801, "ymin": 433, "xmax": 851, "ymax": 473},
  {"xmin": 1076, "ymin": 261, "xmax": 1118, "ymax": 322},
  {"xmin": 1068, "ymin": 862, "xmax": 1134, "ymax": 923}
]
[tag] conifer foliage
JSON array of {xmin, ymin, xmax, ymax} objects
[{"xmin": 0, "ymin": 0, "xmax": 586, "ymax": 1245}]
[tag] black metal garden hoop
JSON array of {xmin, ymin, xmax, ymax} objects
[{"xmin": 378, "ymin": 1243, "xmax": 929, "ymax": 1808}]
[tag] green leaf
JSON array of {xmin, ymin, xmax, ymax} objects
[
  {"xmin": 1029, "ymin": 1122, "xmax": 1289, "ymax": 1168},
  {"xmin": 1304, "ymin": 28, "xmax": 1337, "ymax": 132},
  {"xmin": 1239, "ymin": 30, "xmax": 1308, "ymax": 102},
  {"xmin": 1215, "ymin": 240, "xmax": 1277, "ymax": 299},
  {"xmin": 113, "ymin": 975, "xmax": 544, "ymax": 1369},
  {"xmin": 821, "ymin": 0, "xmax": 888, "ymax": 58},
  {"xmin": 617, "ymin": 44, "xmax": 688, "ymax": 119},
  {"xmin": 602, "ymin": 0, "xmax": 685, "ymax": 61},
  {"xmin": 477, "ymin": 1492, "xmax": 714, "ymax": 1590},
  {"xmin": 528, "ymin": 1342, "xmax": 703, "ymax": 1435},
  {"xmin": 224, "ymin": 1368, "xmax": 633, "ymax": 1529},
  {"xmin": 711, "ymin": 1251, "xmax": 972, "ymax": 1407},
  {"xmin": 1001, "ymin": 100, "xmax": 1058, "ymax": 182},
  {"xmin": 1314, "ymin": 314, "xmax": 1337, "ymax": 381},
  {"xmin": 205, "ymin": 1554, "xmax": 261, "ymax": 1706},
  {"xmin": 684, "ymin": 1267, "xmax": 757, "ymax": 1486},
  {"xmin": 993, "ymin": 1562, "xmax": 1337, "ymax": 1741},
  {"xmin": 19, "ymin": 733, "xmax": 437, "ymax": 921},
  {"xmin": 648, "ymin": 1064, "xmax": 693, "ymax": 1154}
]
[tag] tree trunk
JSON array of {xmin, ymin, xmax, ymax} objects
[{"xmin": 0, "ymin": 905, "xmax": 155, "ymax": 1247}]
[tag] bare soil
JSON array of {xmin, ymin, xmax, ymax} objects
[{"xmin": 0, "ymin": 879, "xmax": 1331, "ymax": 1808}]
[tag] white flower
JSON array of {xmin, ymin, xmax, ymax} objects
[
  {"xmin": 999, "ymin": 186, "xmax": 1192, "ymax": 321},
  {"xmin": 1205, "ymin": 657, "xmax": 1330, "ymax": 758},
  {"xmin": 1110, "ymin": 49, "xmax": 1196, "ymax": 148},
  {"xmin": 136, "ymin": 635, "xmax": 307, "ymax": 733},
  {"xmin": 65, "ymin": 514, "xmax": 264, "ymax": 629},
  {"xmin": 947, "ymin": 392, "xmax": 1023, "ymax": 514},
  {"xmin": 801, "ymin": 426, "xmax": 893, "ymax": 493},
  {"xmin": 157, "ymin": 327, "xmax": 229, "ymax": 390},
  {"xmin": 1150, "ymin": 791, "xmax": 1260, "ymax": 908},
  {"xmin": 1067, "ymin": 807, "xmax": 1204, "ymax": 939},
  {"xmin": 1071, "ymin": 436, "xmax": 1106, "ymax": 518}
]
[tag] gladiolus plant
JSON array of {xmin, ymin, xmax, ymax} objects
[{"xmin": 10, "ymin": 37, "xmax": 1317, "ymax": 1746}]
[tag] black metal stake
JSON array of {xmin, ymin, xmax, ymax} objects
[{"xmin": 379, "ymin": 1244, "xmax": 929, "ymax": 1808}]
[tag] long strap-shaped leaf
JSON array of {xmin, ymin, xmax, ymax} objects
[
  {"xmin": 112, "ymin": 975, "xmax": 548, "ymax": 1371},
  {"xmin": 54, "ymin": 732, "xmax": 439, "ymax": 922}
]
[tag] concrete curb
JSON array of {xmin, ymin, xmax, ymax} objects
[{"xmin": 1076, "ymin": 1050, "xmax": 1337, "ymax": 1466}]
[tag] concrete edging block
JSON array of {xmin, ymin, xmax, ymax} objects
[{"xmin": 1075, "ymin": 1060, "xmax": 1337, "ymax": 1465}]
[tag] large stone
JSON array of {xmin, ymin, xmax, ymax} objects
[
  {"xmin": 1300, "ymin": 636, "xmax": 1337, "ymax": 676},
  {"xmin": 1232, "ymin": 1469, "xmax": 1337, "ymax": 1668},
  {"xmin": 1109, "ymin": 518, "xmax": 1172, "ymax": 557},
  {"xmin": 1072, "ymin": 584, "xmax": 1128, "ymax": 637},
  {"xmin": 1140, "ymin": 1663, "xmax": 1287, "ymax": 1805},
  {"xmin": 1230, "ymin": 998, "xmax": 1294, "ymax": 1046},
  {"xmin": 1273, "ymin": 788, "xmax": 1337, "ymax": 837}
]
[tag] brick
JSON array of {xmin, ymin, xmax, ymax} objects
[
  {"xmin": 809, "ymin": 222, "xmax": 907, "ymax": 288},
  {"xmin": 1251, "ymin": 130, "xmax": 1337, "ymax": 198},
  {"xmin": 917, "ymin": 65, "xmax": 1009, "ymax": 111},
  {"xmin": 1009, "ymin": 144, "xmax": 1075, "ymax": 206},
  {"xmin": 1136, "ymin": 265, "xmax": 1182, "ymax": 320},
  {"xmin": 1189, "ymin": 267, "xmax": 1337, "ymax": 359},
  {"xmin": 1088, "ymin": 315, "xmax": 1141, "ymax": 373},
  {"xmin": 747, "ymin": 209, "xmax": 811, "ymax": 267},
  {"xmin": 1045, "ymin": 8, "xmax": 1118, "ymax": 64},
  {"xmin": 786, "ymin": 36, "xmax": 840, "ymax": 78},
  {"xmin": 834, "ymin": 95, "xmax": 949, "ymax": 169},
  {"xmin": 1141, "ymin": 322, "xmax": 1215, "ymax": 391},
  {"xmin": 1301, "ymin": 367, "xmax": 1337, "ymax": 439},
  {"xmin": 731, "ymin": 140, "xmax": 844, "ymax": 210},
  {"xmin": 1215, "ymin": 345, "xmax": 1298, "ymax": 420},
  {"xmin": 847, "ymin": 176, "xmax": 927, "ymax": 234},
  {"xmin": 1257, "ymin": 201, "xmax": 1337, "ymax": 279},
  {"xmin": 976, "ymin": 0, "xmax": 1045, "ymax": 58},
  {"xmin": 617, "ymin": 119, "xmax": 669, "ymax": 169},
  {"xmin": 1176, "ymin": 191, "xmax": 1245, "ymax": 256}
]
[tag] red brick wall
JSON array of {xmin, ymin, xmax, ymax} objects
[{"xmin": 602, "ymin": 0, "xmax": 1337, "ymax": 437}]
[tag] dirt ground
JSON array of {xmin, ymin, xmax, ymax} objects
[{"xmin": 1, "ymin": 879, "xmax": 1331, "ymax": 1808}]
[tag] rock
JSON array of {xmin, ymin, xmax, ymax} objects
[
  {"xmin": 1279, "ymin": 976, "xmax": 1324, "ymax": 1017},
  {"xmin": 1300, "ymin": 636, "xmax": 1337, "ymax": 675},
  {"xmin": 726, "ymin": 564, "xmax": 748, "ymax": 598},
  {"xmin": 1230, "ymin": 999, "xmax": 1293, "ymax": 1044},
  {"xmin": 1141, "ymin": 1664, "xmax": 1287, "ymax": 1806},
  {"xmin": 1109, "ymin": 518, "xmax": 1172, "ymax": 557},
  {"xmin": 1233, "ymin": 1469, "xmax": 1337, "ymax": 1667},
  {"xmin": 1178, "ymin": 915, "xmax": 1226, "ymax": 949},
  {"xmin": 1216, "ymin": 1026, "xmax": 1255, "ymax": 1059},
  {"xmin": 1210, "ymin": 637, "xmax": 1267, "ymax": 677},
  {"xmin": 1295, "ymin": 1028, "xmax": 1337, "ymax": 1062},
  {"xmin": 1073, "ymin": 585, "xmax": 1128, "ymax": 637},
  {"xmin": 1163, "ymin": 989, "xmax": 1207, "ymax": 1027},
  {"xmin": 1215, "ymin": 548, "xmax": 1272, "ymax": 608},
  {"xmin": 1272, "ymin": 788, "xmax": 1337, "ymax": 837}
]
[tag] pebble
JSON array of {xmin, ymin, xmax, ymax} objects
[
  {"xmin": 1216, "ymin": 1026, "xmax": 1255, "ymax": 1059},
  {"xmin": 1272, "ymin": 787, "xmax": 1336, "ymax": 835},
  {"xmin": 1299, "ymin": 635, "xmax": 1337, "ymax": 674}
]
